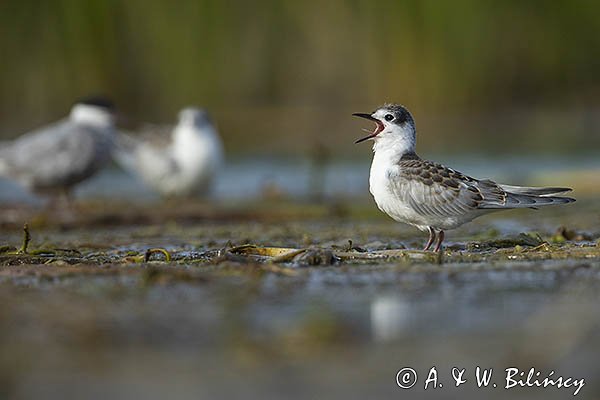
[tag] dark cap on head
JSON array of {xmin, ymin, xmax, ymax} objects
[
  {"xmin": 378, "ymin": 103, "xmax": 414, "ymax": 126},
  {"xmin": 75, "ymin": 95, "xmax": 115, "ymax": 111}
]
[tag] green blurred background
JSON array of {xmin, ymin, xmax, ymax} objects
[{"xmin": 1, "ymin": 0, "xmax": 599, "ymax": 157}]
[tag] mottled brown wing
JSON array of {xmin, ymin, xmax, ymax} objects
[{"xmin": 390, "ymin": 159, "xmax": 508, "ymax": 217}]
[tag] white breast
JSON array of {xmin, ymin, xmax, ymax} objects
[{"xmin": 369, "ymin": 153, "xmax": 432, "ymax": 232}]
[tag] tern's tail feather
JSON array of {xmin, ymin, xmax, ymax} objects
[
  {"xmin": 480, "ymin": 184, "xmax": 575, "ymax": 209},
  {"xmin": 504, "ymin": 193, "xmax": 575, "ymax": 208},
  {"xmin": 498, "ymin": 184, "xmax": 572, "ymax": 197}
]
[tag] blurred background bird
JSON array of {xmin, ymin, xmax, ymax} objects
[
  {"xmin": 0, "ymin": 96, "xmax": 116, "ymax": 202},
  {"xmin": 113, "ymin": 107, "xmax": 223, "ymax": 198}
]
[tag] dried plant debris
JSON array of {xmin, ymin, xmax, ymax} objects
[
  {"xmin": 467, "ymin": 232, "xmax": 545, "ymax": 250},
  {"xmin": 0, "ymin": 199, "xmax": 598, "ymax": 273}
]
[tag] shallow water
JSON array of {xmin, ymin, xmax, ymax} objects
[
  {"xmin": 2, "ymin": 257, "xmax": 599, "ymax": 399},
  {"xmin": 0, "ymin": 155, "xmax": 598, "ymax": 203},
  {"xmin": 0, "ymin": 158, "xmax": 598, "ymax": 399}
]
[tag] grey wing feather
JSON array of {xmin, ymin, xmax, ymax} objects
[
  {"xmin": 392, "ymin": 159, "xmax": 485, "ymax": 217},
  {"xmin": 112, "ymin": 131, "xmax": 143, "ymax": 173},
  {"xmin": 476, "ymin": 180, "xmax": 575, "ymax": 208},
  {"xmin": 497, "ymin": 184, "xmax": 572, "ymax": 196},
  {"xmin": 0, "ymin": 120, "xmax": 112, "ymax": 188},
  {"xmin": 480, "ymin": 190, "xmax": 575, "ymax": 209},
  {"xmin": 113, "ymin": 131, "xmax": 179, "ymax": 183},
  {"xmin": 137, "ymin": 123, "xmax": 174, "ymax": 144}
]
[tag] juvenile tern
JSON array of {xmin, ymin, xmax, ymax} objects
[
  {"xmin": 353, "ymin": 104, "xmax": 575, "ymax": 252},
  {"xmin": 113, "ymin": 107, "xmax": 223, "ymax": 197}
]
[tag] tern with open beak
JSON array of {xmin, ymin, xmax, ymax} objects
[{"xmin": 353, "ymin": 104, "xmax": 575, "ymax": 252}]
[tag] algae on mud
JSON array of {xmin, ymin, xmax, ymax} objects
[
  {"xmin": 0, "ymin": 198, "xmax": 598, "ymax": 399},
  {"xmin": 0, "ymin": 197, "xmax": 598, "ymax": 269}
]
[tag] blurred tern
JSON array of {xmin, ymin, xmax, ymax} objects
[
  {"xmin": 113, "ymin": 107, "xmax": 223, "ymax": 197},
  {"xmin": 0, "ymin": 97, "xmax": 116, "ymax": 198},
  {"xmin": 353, "ymin": 104, "xmax": 575, "ymax": 252}
]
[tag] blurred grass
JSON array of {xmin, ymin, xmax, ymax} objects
[{"xmin": 0, "ymin": 0, "xmax": 599, "ymax": 155}]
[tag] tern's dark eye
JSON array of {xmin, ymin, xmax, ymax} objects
[{"xmin": 384, "ymin": 114, "xmax": 394, "ymax": 121}]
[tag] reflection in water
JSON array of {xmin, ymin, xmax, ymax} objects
[{"xmin": 370, "ymin": 295, "xmax": 411, "ymax": 342}]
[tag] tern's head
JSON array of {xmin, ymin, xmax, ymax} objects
[
  {"xmin": 352, "ymin": 104, "xmax": 416, "ymax": 151},
  {"xmin": 177, "ymin": 107, "xmax": 212, "ymax": 128},
  {"xmin": 70, "ymin": 96, "xmax": 116, "ymax": 127}
]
